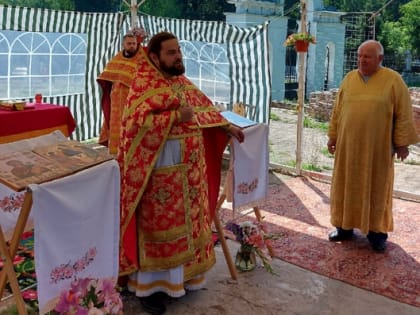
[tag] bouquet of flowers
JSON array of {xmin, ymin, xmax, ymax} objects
[
  {"xmin": 225, "ymin": 220, "xmax": 278, "ymax": 274},
  {"xmin": 131, "ymin": 26, "xmax": 148, "ymax": 45},
  {"xmin": 52, "ymin": 277, "xmax": 123, "ymax": 315}
]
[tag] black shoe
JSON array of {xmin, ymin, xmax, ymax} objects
[
  {"xmin": 119, "ymin": 286, "xmax": 134, "ymax": 301},
  {"xmin": 328, "ymin": 227, "xmax": 353, "ymax": 242},
  {"xmin": 367, "ymin": 231, "xmax": 387, "ymax": 252},
  {"xmin": 139, "ymin": 293, "xmax": 166, "ymax": 315}
]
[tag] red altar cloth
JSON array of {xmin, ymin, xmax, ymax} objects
[{"xmin": 0, "ymin": 103, "xmax": 76, "ymax": 144}]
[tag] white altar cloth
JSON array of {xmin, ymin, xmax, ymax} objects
[
  {"xmin": 29, "ymin": 159, "xmax": 120, "ymax": 314},
  {"xmin": 231, "ymin": 124, "xmax": 269, "ymax": 210}
]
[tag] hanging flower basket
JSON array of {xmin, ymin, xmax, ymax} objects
[
  {"xmin": 283, "ymin": 32, "xmax": 316, "ymax": 53},
  {"xmin": 294, "ymin": 40, "xmax": 310, "ymax": 52}
]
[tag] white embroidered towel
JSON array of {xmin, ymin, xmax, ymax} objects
[
  {"xmin": 231, "ymin": 124, "xmax": 269, "ymax": 211},
  {"xmin": 29, "ymin": 160, "xmax": 120, "ymax": 314}
]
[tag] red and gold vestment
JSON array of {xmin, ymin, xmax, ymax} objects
[
  {"xmin": 117, "ymin": 51, "xmax": 230, "ymax": 281},
  {"xmin": 97, "ymin": 48, "xmax": 145, "ymax": 154}
]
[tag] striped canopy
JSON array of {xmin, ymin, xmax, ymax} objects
[{"xmin": 0, "ymin": 5, "xmax": 270, "ymax": 140}]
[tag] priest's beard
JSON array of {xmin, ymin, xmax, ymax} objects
[
  {"xmin": 123, "ymin": 48, "xmax": 138, "ymax": 58},
  {"xmin": 159, "ymin": 60, "xmax": 185, "ymax": 76}
]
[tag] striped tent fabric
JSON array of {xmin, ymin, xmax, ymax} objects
[
  {"xmin": 1, "ymin": 5, "xmax": 271, "ymax": 140},
  {"xmin": 138, "ymin": 15, "xmax": 271, "ymax": 123},
  {"xmin": 0, "ymin": 5, "xmax": 126, "ymax": 141}
]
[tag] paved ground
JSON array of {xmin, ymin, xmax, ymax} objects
[
  {"xmin": 121, "ymin": 232, "xmax": 420, "ymax": 315},
  {"xmin": 1, "ymin": 107, "xmax": 419, "ymax": 315},
  {"xmin": 119, "ymin": 175, "xmax": 420, "ymax": 315}
]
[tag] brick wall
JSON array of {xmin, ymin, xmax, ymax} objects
[
  {"xmin": 307, "ymin": 89, "xmax": 338, "ymax": 122},
  {"xmin": 308, "ymin": 87, "xmax": 420, "ymax": 136}
]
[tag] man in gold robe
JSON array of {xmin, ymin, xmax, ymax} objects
[
  {"xmin": 327, "ymin": 40, "xmax": 419, "ymax": 252},
  {"xmin": 117, "ymin": 32, "xmax": 244, "ymax": 314},
  {"xmin": 97, "ymin": 33, "xmax": 143, "ymax": 154}
]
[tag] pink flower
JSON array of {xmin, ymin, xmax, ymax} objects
[
  {"xmin": 54, "ymin": 288, "xmax": 84, "ymax": 314},
  {"xmin": 21, "ymin": 289, "xmax": 37, "ymax": 300},
  {"xmin": 53, "ymin": 277, "xmax": 123, "ymax": 315}
]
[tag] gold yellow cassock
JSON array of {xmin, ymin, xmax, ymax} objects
[{"xmin": 328, "ymin": 67, "xmax": 419, "ymax": 234}]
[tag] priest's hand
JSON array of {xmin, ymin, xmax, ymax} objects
[
  {"xmin": 394, "ymin": 145, "xmax": 409, "ymax": 161},
  {"xmin": 178, "ymin": 106, "xmax": 194, "ymax": 122},
  {"xmin": 327, "ymin": 138, "xmax": 336, "ymax": 154},
  {"xmin": 229, "ymin": 125, "xmax": 245, "ymax": 143}
]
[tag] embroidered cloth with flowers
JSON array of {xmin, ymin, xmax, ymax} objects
[{"xmin": 51, "ymin": 277, "xmax": 123, "ymax": 315}]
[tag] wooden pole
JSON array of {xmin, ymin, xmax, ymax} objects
[
  {"xmin": 0, "ymin": 191, "xmax": 32, "ymax": 315},
  {"xmin": 130, "ymin": 0, "xmax": 138, "ymax": 29},
  {"xmin": 213, "ymin": 204, "xmax": 238, "ymax": 280},
  {"xmin": 122, "ymin": 0, "xmax": 138, "ymax": 29},
  {"xmin": 295, "ymin": 0, "xmax": 307, "ymax": 176},
  {"xmin": 0, "ymin": 225, "xmax": 28, "ymax": 315}
]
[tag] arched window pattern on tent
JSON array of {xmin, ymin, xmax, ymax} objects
[
  {"xmin": 0, "ymin": 30, "xmax": 87, "ymax": 100},
  {"xmin": 0, "ymin": 33, "xmax": 9, "ymax": 96},
  {"xmin": 180, "ymin": 40, "xmax": 200, "ymax": 82},
  {"xmin": 51, "ymin": 34, "xmax": 87, "ymax": 96},
  {"xmin": 199, "ymin": 43, "xmax": 229, "ymax": 103},
  {"xmin": 180, "ymin": 40, "xmax": 230, "ymax": 104},
  {"xmin": 10, "ymin": 32, "xmax": 50, "ymax": 99}
]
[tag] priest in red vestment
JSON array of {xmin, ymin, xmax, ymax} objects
[{"xmin": 117, "ymin": 31, "xmax": 244, "ymax": 314}]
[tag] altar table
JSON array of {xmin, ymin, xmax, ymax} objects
[
  {"xmin": 0, "ymin": 103, "xmax": 76, "ymax": 144},
  {"xmin": 0, "ymin": 134, "xmax": 118, "ymax": 315}
]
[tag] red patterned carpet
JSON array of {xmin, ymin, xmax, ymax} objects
[{"xmin": 220, "ymin": 176, "xmax": 420, "ymax": 307}]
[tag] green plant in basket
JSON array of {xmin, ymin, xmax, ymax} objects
[{"xmin": 284, "ymin": 32, "xmax": 316, "ymax": 47}]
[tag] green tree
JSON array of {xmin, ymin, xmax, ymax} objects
[
  {"xmin": 323, "ymin": 0, "xmax": 411, "ymax": 21},
  {"xmin": 399, "ymin": 0, "xmax": 420, "ymax": 55},
  {"xmin": 377, "ymin": 0, "xmax": 419, "ymax": 64},
  {"xmin": 122, "ymin": 0, "xmax": 234, "ymax": 21},
  {"xmin": 73, "ymin": 0, "xmax": 120, "ymax": 12},
  {"xmin": 182, "ymin": 0, "xmax": 235, "ymax": 21},
  {"xmin": 130, "ymin": 0, "xmax": 183, "ymax": 19},
  {"xmin": 379, "ymin": 20, "xmax": 409, "ymax": 54},
  {"xmin": 323, "ymin": 0, "xmax": 418, "ymax": 59},
  {"xmin": 0, "ymin": 0, "xmax": 73, "ymax": 10}
]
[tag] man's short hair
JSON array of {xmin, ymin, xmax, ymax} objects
[
  {"xmin": 147, "ymin": 32, "xmax": 177, "ymax": 57},
  {"xmin": 123, "ymin": 33, "xmax": 136, "ymax": 41},
  {"xmin": 358, "ymin": 40, "xmax": 384, "ymax": 56}
]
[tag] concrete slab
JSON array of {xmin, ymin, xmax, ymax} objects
[{"xmin": 121, "ymin": 239, "xmax": 420, "ymax": 315}]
